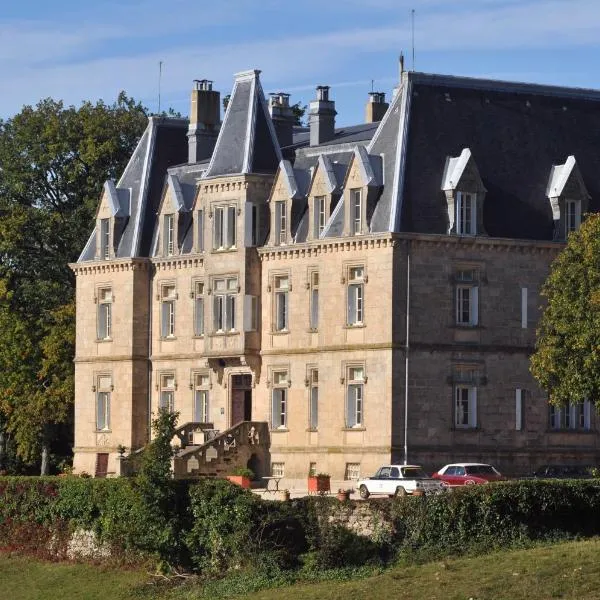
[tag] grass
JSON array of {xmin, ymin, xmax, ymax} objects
[{"xmin": 4, "ymin": 539, "xmax": 600, "ymax": 600}]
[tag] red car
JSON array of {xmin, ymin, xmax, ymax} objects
[{"xmin": 432, "ymin": 463, "xmax": 505, "ymax": 487}]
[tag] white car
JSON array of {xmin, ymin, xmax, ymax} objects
[{"xmin": 357, "ymin": 464, "xmax": 444, "ymax": 499}]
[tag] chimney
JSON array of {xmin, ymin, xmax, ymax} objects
[
  {"xmin": 309, "ymin": 85, "xmax": 336, "ymax": 146},
  {"xmin": 268, "ymin": 92, "xmax": 294, "ymax": 148},
  {"xmin": 187, "ymin": 79, "xmax": 220, "ymax": 163},
  {"xmin": 365, "ymin": 92, "xmax": 389, "ymax": 123}
]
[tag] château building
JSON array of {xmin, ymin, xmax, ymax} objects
[{"xmin": 72, "ymin": 63, "xmax": 600, "ymax": 480}]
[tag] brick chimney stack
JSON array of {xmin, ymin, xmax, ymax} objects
[
  {"xmin": 309, "ymin": 85, "xmax": 336, "ymax": 146},
  {"xmin": 187, "ymin": 79, "xmax": 220, "ymax": 163},
  {"xmin": 365, "ymin": 92, "xmax": 389, "ymax": 123},
  {"xmin": 269, "ymin": 92, "xmax": 294, "ymax": 148}
]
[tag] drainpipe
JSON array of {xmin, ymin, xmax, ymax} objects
[{"xmin": 403, "ymin": 241, "xmax": 410, "ymax": 465}]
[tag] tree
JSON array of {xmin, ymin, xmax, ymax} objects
[
  {"xmin": 530, "ymin": 213, "xmax": 600, "ymax": 407},
  {"xmin": 291, "ymin": 102, "xmax": 307, "ymax": 126},
  {"xmin": 0, "ymin": 93, "xmax": 148, "ymax": 472}
]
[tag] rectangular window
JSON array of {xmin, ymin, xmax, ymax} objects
[
  {"xmin": 274, "ymin": 275, "xmax": 289, "ymax": 331},
  {"xmin": 455, "ymin": 273, "xmax": 478, "ymax": 326},
  {"xmin": 197, "ymin": 209, "xmax": 204, "ymax": 252},
  {"xmin": 271, "ymin": 371, "xmax": 288, "ymax": 429},
  {"xmin": 515, "ymin": 388, "xmax": 523, "ymax": 431},
  {"xmin": 160, "ymin": 374, "xmax": 175, "ymax": 412},
  {"xmin": 347, "ymin": 267, "xmax": 364, "ymax": 326},
  {"xmin": 351, "ymin": 189, "xmax": 362, "ymax": 234},
  {"xmin": 275, "ymin": 201, "xmax": 286, "ymax": 245},
  {"xmin": 161, "ymin": 285, "xmax": 176, "ymax": 338},
  {"xmin": 194, "ymin": 281, "xmax": 204, "ymax": 336},
  {"xmin": 100, "ymin": 218, "xmax": 110, "ymax": 259},
  {"xmin": 164, "ymin": 213, "xmax": 175, "ymax": 256},
  {"xmin": 521, "ymin": 287, "xmax": 528, "ymax": 329},
  {"xmin": 314, "ymin": 196, "xmax": 326, "ymax": 238},
  {"xmin": 550, "ymin": 401, "xmax": 591, "ymax": 430},
  {"xmin": 96, "ymin": 375, "xmax": 112, "ymax": 431},
  {"xmin": 193, "ymin": 373, "xmax": 210, "ymax": 423},
  {"xmin": 346, "ymin": 366, "xmax": 365, "ymax": 427},
  {"xmin": 565, "ymin": 199, "xmax": 581, "ymax": 234},
  {"xmin": 309, "ymin": 271, "xmax": 319, "ymax": 330},
  {"xmin": 244, "ymin": 295, "xmax": 258, "ymax": 332},
  {"xmin": 213, "ymin": 277, "xmax": 237, "ymax": 332},
  {"xmin": 213, "ymin": 205, "xmax": 237, "ymax": 250},
  {"xmin": 345, "ymin": 463, "xmax": 361, "ymax": 481},
  {"xmin": 456, "ymin": 192, "xmax": 476, "ymax": 235},
  {"xmin": 455, "ymin": 385, "xmax": 477, "ymax": 428},
  {"xmin": 97, "ymin": 288, "xmax": 112, "ymax": 340},
  {"xmin": 272, "ymin": 462, "xmax": 285, "ymax": 477},
  {"xmin": 309, "ymin": 369, "xmax": 318, "ymax": 430}
]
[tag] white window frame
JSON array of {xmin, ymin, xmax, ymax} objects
[
  {"xmin": 213, "ymin": 205, "xmax": 237, "ymax": 250},
  {"xmin": 309, "ymin": 271, "xmax": 319, "ymax": 330},
  {"xmin": 159, "ymin": 374, "xmax": 175, "ymax": 412},
  {"xmin": 100, "ymin": 218, "xmax": 110, "ymax": 260},
  {"xmin": 97, "ymin": 287, "xmax": 112, "ymax": 340},
  {"xmin": 314, "ymin": 196, "xmax": 326, "ymax": 238},
  {"xmin": 550, "ymin": 401, "xmax": 591, "ymax": 430},
  {"xmin": 160, "ymin": 284, "xmax": 176, "ymax": 338},
  {"xmin": 275, "ymin": 200, "xmax": 287, "ymax": 245},
  {"xmin": 193, "ymin": 281, "xmax": 204, "ymax": 337},
  {"xmin": 274, "ymin": 275, "xmax": 289, "ymax": 332},
  {"xmin": 347, "ymin": 266, "xmax": 365, "ymax": 326},
  {"xmin": 96, "ymin": 375, "xmax": 112, "ymax": 431},
  {"xmin": 271, "ymin": 371, "xmax": 288, "ymax": 429},
  {"xmin": 164, "ymin": 213, "xmax": 175, "ymax": 256},
  {"xmin": 346, "ymin": 366, "xmax": 365, "ymax": 428},
  {"xmin": 193, "ymin": 373, "xmax": 210, "ymax": 423},
  {"xmin": 309, "ymin": 368, "xmax": 318, "ymax": 430},
  {"xmin": 456, "ymin": 191, "xmax": 476, "ymax": 236},
  {"xmin": 455, "ymin": 385, "xmax": 477, "ymax": 428},
  {"xmin": 351, "ymin": 189, "xmax": 362, "ymax": 235},
  {"xmin": 565, "ymin": 199, "xmax": 581, "ymax": 235},
  {"xmin": 213, "ymin": 277, "xmax": 237, "ymax": 333}
]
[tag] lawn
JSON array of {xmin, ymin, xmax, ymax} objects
[{"xmin": 3, "ymin": 539, "xmax": 600, "ymax": 600}]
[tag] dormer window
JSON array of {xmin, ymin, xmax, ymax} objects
[
  {"xmin": 456, "ymin": 192, "xmax": 476, "ymax": 236},
  {"xmin": 565, "ymin": 199, "xmax": 581, "ymax": 235},
  {"xmin": 350, "ymin": 189, "xmax": 362, "ymax": 234},
  {"xmin": 314, "ymin": 196, "xmax": 326, "ymax": 238},
  {"xmin": 275, "ymin": 201, "xmax": 287, "ymax": 245},
  {"xmin": 163, "ymin": 214, "xmax": 175, "ymax": 256},
  {"xmin": 100, "ymin": 218, "xmax": 110, "ymax": 259}
]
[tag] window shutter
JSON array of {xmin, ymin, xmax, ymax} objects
[
  {"xmin": 347, "ymin": 386, "xmax": 357, "ymax": 427},
  {"xmin": 194, "ymin": 297, "xmax": 204, "ymax": 336},
  {"xmin": 105, "ymin": 394, "xmax": 110, "ymax": 429},
  {"xmin": 471, "ymin": 286, "xmax": 479, "ymax": 326},
  {"xmin": 311, "ymin": 289, "xmax": 319, "ymax": 328},
  {"xmin": 214, "ymin": 209, "xmax": 223, "ymax": 248},
  {"xmin": 470, "ymin": 193, "xmax": 477, "ymax": 235},
  {"xmin": 469, "ymin": 387, "xmax": 477, "ymax": 427},
  {"xmin": 584, "ymin": 400, "xmax": 591, "ymax": 430},
  {"xmin": 271, "ymin": 390, "xmax": 279, "ymax": 428},
  {"xmin": 244, "ymin": 295, "xmax": 254, "ymax": 331},
  {"xmin": 198, "ymin": 210, "xmax": 204, "ymax": 251},
  {"xmin": 521, "ymin": 287, "xmax": 528, "ymax": 329},
  {"xmin": 227, "ymin": 207, "xmax": 236, "ymax": 247},
  {"xmin": 96, "ymin": 395, "xmax": 102, "ymax": 429},
  {"xmin": 310, "ymin": 387, "xmax": 318, "ymax": 429},
  {"xmin": 226, "ymin": 295, "xmax": 236, "ymax": 330},
  {"xmin": 161, "ymin": 302, "xmax": 169, "ymax": 337},
  {"xmin": 456, "ymin": 193, "xmax": 463, "ymax": 234},
  {"xmin": 515, "ymin": 388, "xmax": 523, "ymax": 431},
  {"xmin": 348, "ymin": 286, "xmax": 356, "ymax": 324},
  {"xmin": 97, "ymin": 306, "xmax": 105, "ymax": 339},
  {"xmin": 244, "ymin": 202, "xmax": 253, "ymax": 247}
]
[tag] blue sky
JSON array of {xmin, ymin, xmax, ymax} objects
[{"xmin": 2, "ymin": 0, "xmax": 600, "ymax": 125}]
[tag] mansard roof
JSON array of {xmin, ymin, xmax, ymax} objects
[{"xmin": 204, "ymin": 70, "xmax": 281, "ymax": 178}]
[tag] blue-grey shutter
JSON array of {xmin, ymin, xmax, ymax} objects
[
  {"xmin": 214, "ymin": 209, "xmax": 223, "ymax": 248},
  {"xmin": 310, "ymin": 387, "xmax": 318, "ymax": 429},
  {"xmin": 348, "ymin": 285, "xmax": 356, "ymax": 324},
  {"xmin": 347, "ymin": 386, "xmax": 357, "ymax": 427},
  {"xmin": 311, "ymin": 289, "xmax": 319, "ymax": 328},
  {"xmin": 161, "ymin": 302, "xmax": 169, "ymax": 337},
  {"xmin": 227, "ymin": 207, "xmax": 236, "ymax": 247},
  {"xmin": 97, "ymin": 305, "xmax": 105, "ymax": 339},
  {"xmin": 271, "ymin": 390, "xmax": 279, "ymax": 428}
]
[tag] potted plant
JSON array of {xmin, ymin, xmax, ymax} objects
[
  {"xmin": 308, "ymin": 472, "xmax": 331, "ymax": 494},
  {"xmin": 227, "ymin": 467, "xmax": 254, "ymax": 489},
  {"xmin": 281, "ymin": 489, "xmax": 291, "ymax": 501},
  {"xmin": 336, "ymin": 488, "xmax": 353, "ymax": 501}
]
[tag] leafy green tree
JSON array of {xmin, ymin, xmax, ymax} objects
[
  {"xmin": 531, "ymin": 213, "xmax": 600, "ymax": 406},
  {"xmin": 0, "ymin": 93, "xmax": 148, "ymax": 473}
]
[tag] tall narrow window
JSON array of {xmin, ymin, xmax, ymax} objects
[
  {"xmin": 197, "ymin": 209, "xmax": 204, "ymax": 252},
  {"xmin": 164, "ymin": 214, "xmax": 175, "ymax": 255},
  {"xmin": 213, "ymin": 277, "xmax": 237, "ymax": 332},
  {"xmin": 214, "ymin": 207, "xmax": 224, "ymax": 249},
  {"xmin": 274, "ymin": 275, "xmax": 289, "ymax": 331},
  {"xmin": 456, "ymin": 192, "xmax": 476, "ymax": 235},
  {"xmin": 193, "ymin": 373, "xmax": 210, "ymax": 423},
  {"xmin": 160, "ymin": 374, "xmax": 175, "ymax": 412},
  {"xmin": 161, "ymin": 285, "xmax": 176, "ymax": 338},
  {"xmin": 346, "ymin": 366, "xmax": 365, "ymax": 427},
  {"xmin": 271, "ymin": 371, "xmax": 288, "ymax": 429},
  {"xmin": 455, "ymin": 385, "xmax": 477, "ymax": 428},
  {"xmin": 275, "ymin": 201, "xmax": 287, "ymax": 245},
  {"xmin": 309, "ymin": 271, "xmax": 319, "ymax": 330},
  {"xmin": 309, "ymin": 369, "xmax": 318, "ymax": 430},
  {"xmin": 521, "ymin": 287, "xmax": 528, "ymax": 329},
  {"xmin": 97, "ymin": 288, "xmax": 112, "ymax": 340},
  {"xmin": 351, "ymin": 189, "xmax": 362, "ymax": 234},
  {"xmin": 347, "ymin": 266, "xmax": 365, "ymax": 326},
  {"xmin": 227, "ymin": 206, "xmax": 237, "ymax": 248},
  {"xmin": 515, "ymin": 388, "xmax": 523, "ymax": 431},
  {"xmin": 100, "ymin": 218, "xmax": 110, "ymax": 259},
  {"xmin": 96, "ymin": 375, "xmax": 112, "ymax": 431},
  {"xmin": 251, "ymin": 204, "xmax": 259, "ymax": 246},
  {"xmin": 314, "ymin": 196, "xmax": 326, "ymax": 238},
  {"xmin": 455, "ymin": 269, "xmax": 478, "ymax": 326},
  {"xmin": 194, "ymin": 281, "xmax": 204, "ymax": 336},
  {"xmin": 213, "ymin": 205, "xmax": 237, "ymax": 250},
  {"xmin": 565, "ymin": 199, "xmax": 581, "ymax": 234}
]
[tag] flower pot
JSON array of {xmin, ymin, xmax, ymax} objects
[
  {"xmin": 227, "ymin": 475, "xmax": 251, "ymax": 489},
  {"xmin": 308, "ymin": 475, "xmax": 330, "ymax": 494},
  {"xmin": 281, "ymin": 490, "xmax": 291, "ymax": 501}
]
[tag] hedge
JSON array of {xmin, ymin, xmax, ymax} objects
[{"xmin": 1, "ymin": 477, "xmax": 600, "ymax": 573}]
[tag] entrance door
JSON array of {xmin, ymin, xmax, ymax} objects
[{"xmin": 231, "ymin": 374, "xmax": 252, "ymax": 425}]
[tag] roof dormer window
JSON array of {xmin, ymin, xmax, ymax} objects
[
  {"xmin": 565, "ymin": 199, "xmax": 581, "ymax": 235},
  {"xmin": 456, "ymin": 192, "xmax": 476, "ymax": 236},
  {"xmin": 275, "ymin": 200, "xmax": 287, "ymax": 245},
  {"xmin": 100, "ymin": 218, "xmax": 110, "ymax": 260},
  {"xmin": 164, "ymin": 213, "xmax": 175, "ymax": 256},
  {"xmin": 314, "ymin": 196, "xmax": 326, "ymax": 238}
]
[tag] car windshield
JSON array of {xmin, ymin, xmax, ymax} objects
[
  {"xmin": 401, "ymin": 467, "xmax": 428, "ymax": 479},
  {"xmin": 465, "ymin": 465, "xmax": 497, "ymax": 476}
]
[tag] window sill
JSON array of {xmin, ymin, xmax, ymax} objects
[
  {"xmin": 160, "ymin": 336, "xmax": 177, "ymax": 341},
  {"xmin": 342, "ymin": 427, "xmax": 366, "ymax": 431},
  {"xmin": 344, "ymin": 324, "xmax": 365, "ymax": 329},
  {"xmin": 209, "ymin": 330, "xmax": 240, "ymax": 337},
  {"xmin": 271, "ymin": 329, "xmax": 290, "ymax": 335},
  {"xmin": 452, "ymin": 426, "xmax": 479, "ymax": 431},
  {"xmin": 211, "ymin": 247, "xmax": 237, "ymax": 253},
  {"xmin": 306, "ymin": 428, "xmax": 318, "ymax": 432},
  {"xmin": 192, "ymin": 335, "xmax": 205, "ymax": 339},
  {"xmin": 96, "ymin": 338, "xmax": 113, "ymax": 343},
  {"xmin": 270, "ymin": 427, "xmax": 289, "ymax": 433},
  {"xmin": 94, "ymin": 429, "xmax": 112, "ymax": 434}
]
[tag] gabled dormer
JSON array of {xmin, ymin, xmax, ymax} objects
[
  {"xmin": 546, "ymin": 155, "xmax": 590, "ymax": 240},
  {"xmin": 155, "ymin": 174, "xmax": 192, "ymax": 257},
  {"xmin": 306, "ymin": 155, "xmax": 342, "ymax": 241},
  {"xmin": 341, "ymin": 146, "xmax": 381, "ymax": 236},
  {"xmin": 441, "ymin": 148, "xmax": 486, "ymax": 236},
  {"xmin": 268, "ymin": 160, "xmax": 302, "ymax": 246},
  {"xmin": 95, "ymin": 180, "xmax": 130, "ymax": 260}
]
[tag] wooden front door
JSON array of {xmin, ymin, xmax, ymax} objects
[
  {"xmin": 95, "ymin": 453, "xmax": 109, "ymax": 478},
  {"xmin": 231, "ymin": 374, "xmax": 252, "ymax": 425}
]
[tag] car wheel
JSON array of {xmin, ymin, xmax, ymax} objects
[
  {"xmin": 440, "ymin": 481, "xmax": 449, "ymax": 488},
  {"xmin": 465, "ymin": 479, "xmax": 476, "ymax": 485},
  {"xmin": 395, "ymin": 486, "xmax": 406, "ymax": 497},
  {"xmin": 359, "ymin": 485, "xmax": 370, "ymax": 499}
]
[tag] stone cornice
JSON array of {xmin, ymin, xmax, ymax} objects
[
  {"xmin": 153, "ymin": 255, "xmax": 205, "ymax": 270},
  {"xmin": 74, "ymin": 355, "xmax": 149, "ymax": 364},
  {"xmin": 70, "ymin": 258, "xmax": 150, "ymax": 276}
]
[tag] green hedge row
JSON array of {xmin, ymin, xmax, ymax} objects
[{"xmin": 1, "ymin": 477, "xmax": 600, "ymax": 573}]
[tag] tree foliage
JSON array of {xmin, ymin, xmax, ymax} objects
[
  {"xmin": 531, "ymin": 213, "xmax": 600, "ymax": 406},
  {"xmin": 0, "ymin": 93, "xmax": 148, "ymax": 471}
]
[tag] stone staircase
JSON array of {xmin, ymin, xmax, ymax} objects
[{"xmin": 172, "ymin": 420, "xmax": 269, "ymax": 480}]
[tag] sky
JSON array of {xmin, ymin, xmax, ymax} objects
[{"xmin": 2, "ymin": 0, "xmax": 600, "ymax": 126}]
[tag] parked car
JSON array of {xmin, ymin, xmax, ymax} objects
[
  {"xmin": 357, "ymin": 464, "xmax": 444, "ymax": 499},
  {"xmin": 432, "ymin": 463, "xmax": 505, "ymax": 486},
  {"xmin": 531, "ymin": 465, "xmax": 594, "ymax": 479}
]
